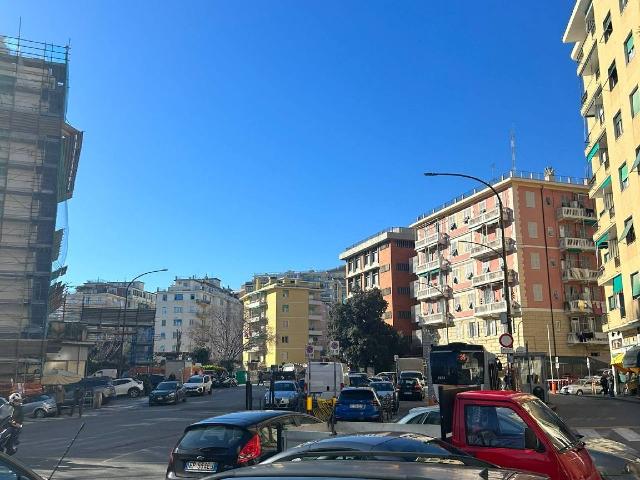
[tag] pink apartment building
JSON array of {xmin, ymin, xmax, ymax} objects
[{"xmin": 411, "ymin": 170, "xmax": 610, "ymax": 374}]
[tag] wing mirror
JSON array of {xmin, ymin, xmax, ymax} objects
[{"xmin": 524, "ymin": 427, "xmax": 544, "ymax": 452}]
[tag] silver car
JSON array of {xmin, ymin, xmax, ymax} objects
[
  {"xmin": 264, "ymin": 380, "xmax": 302, "ymax": 410},
  {"xmin": 22, "ymin": 394, "xmax": 57, "ymax": 418},
  {"xmin": 560, "ymin": 378, "xmax": 603, "ymax": 395}
]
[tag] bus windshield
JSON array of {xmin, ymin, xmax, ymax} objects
[{"xmin": 431, "ymin": 350, "xmax": 485, "ymax": 386}]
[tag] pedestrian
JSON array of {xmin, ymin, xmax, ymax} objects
[
  {"xmin": 608, "ymin": 372, "xmax": 615, "ymax": 397},
  {"xmin": 142, "ymin": 376, "xmax": 151, "ymax": 396},
  {"xmin": 258, "ymin": 371, "xmax": 263, "ymax": 386},
  {"xmin": 55, "ymin": 385, "xmax": 65, "ymax": 416},
  {"xmin": 600, "ymin": 372, "xmax": 609, "ymax": 396},
  {"xmin": 69, "ymin": 385, "xmax": 85, "ymax": 417}
]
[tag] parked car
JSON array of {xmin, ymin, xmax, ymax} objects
[
  {"xmin": 335, "ymin": 387, "xmax": 383, "ymax": 422},
  {"xmin": 0, "ymin": 452, "xmax": 44, "ymax": 480},
  {"xmin": 183, "ymin": 375, "xmax": 213, "ymax": 396},
  {"xmin": 77, "ymin": 376, "xmax": 116, "ymax": 403},
  {"xmin": 560, "ymin": 378, "xmax": 602, "ymax": 396},
  {"xmin": 264, "ymin": 431, "xmax": 492, "ymax": 466},
  {"xmin": 166, "ymin": 410, "xmax": 322, "ymax": 478},
  {"xmin": 348, "ymin": 373, "xmax": 370, "ymax": 388},
  {"xmin": 369, "ymin": 381, "xmax": 398, "ymax": 412},
  {"xmin": 377, "ymin": 371, "xmax": 397, "ymax": 384},
  {"xmin": 399, "ymin": 377, "xmax": 424, "ymax": 401},
  {"xmin": 22, "ymin": 394, "xmax": 57, "ymax": 418},
  {"xmin": 149, "ymin": 381, "xmax": 187, "ymax": 406},
  {"xmin": 399, "ymin": 370, "xmax": 425, "ymax": 386},
  {"xmin": 397, "ymin": 406, "xmax": 441, "ymax": 425},
  {"xmin": 112, "ymin": 378, "xmax": 144, "ymax": 398},
  {"xmin": 263, "ymin": 381, "xmax": 303, "ymax": 410}
]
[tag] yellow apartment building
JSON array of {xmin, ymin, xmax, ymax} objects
[{"xmin": 564, "ymin": 0, "xmax": 640, "ymax": 381}]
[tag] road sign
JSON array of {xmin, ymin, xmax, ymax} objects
[
  {"xmin": 329, "ymin": 340, "xmax": 340, "ymax": 355},
  {"xmin": 305, "ymin": 344, "xmax": 314, "ymax": 358},
  {"xmin": 499, "ymin": 333, "xmax": 513, "ymax": 349},
  {"xmin": 500, "ymin": 347, "xmax": 514, "ymax": 354}
]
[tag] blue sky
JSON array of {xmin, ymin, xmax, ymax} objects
[{"xmin": 1, "ymin": 1, "xmax": 584, "ymax": 292}]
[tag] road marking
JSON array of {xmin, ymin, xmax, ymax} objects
[
  {"xmin": 576, "ymin": 428, "xmax": 601, "ymax": 438},
  {"xmin": 613, "ymin": 428, "xmax": 640, "ymax": 442}
]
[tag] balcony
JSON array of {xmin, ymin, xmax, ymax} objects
[
  {"xmin": 414, "ymin": 256, "xmax": 450, "ymax": 276},
  {"xmin": 562, "ymin": 267, "xmax": 599, "ymax": 283},
  {"xmin": 468, "ymin": 207, "xmax": 512, "ymax": 231},
  {"xmin": 308, "ymin": 329, "xmax": 323, "ymax": 336},
  {"xmin": 247, "ymin": 314, "xmax": 267, "ymax": 323},
  {"xmin": 309, "ymin": 298, "xmax": 323, "ymax": 306},
  {"xmin": 414, "ymin": 284, "xmax": 452, "ymax": 301},
  {"xmin": 559, "ymin": 237, "xmax": 595, "ymax": 251},
  {"xmin": 567, "ymin": 332, "xmax": 608, "ymax": 345},
  {"xmin": 415, "ymin": 231, "xmax": 448, "ymax": 250},
  {"xmin": 474, "ymin": 300, "xmax": 508, "ymax": 318},
  {"xmin": 472, "ymin": 269, "xmax": 515, "ymax": 288},
  {"xmin": 308, "ymin": 313, "xmax": 323, "ymax": 321},
  {"xmin": 246, "ymin": 298, "xmax": 267, "ymax": 309},
  {"xmin": 598, "ymin": 256, "xmax": 621, "ymax": 286},
  {"xmin": 557, "ymin": 206, "xmax": 597, "ymax": 223},
  {"xmin": 469, "ymin": 237, "xmax": 515, "ymax": 260},
  {"xmin": 417, "ymin": 311, "xmax": 449, "ymax": 327}
]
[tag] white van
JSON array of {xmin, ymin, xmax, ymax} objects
[{"xmin": 305, "ymin": 362, "xmax": 349, "ymax": 398}]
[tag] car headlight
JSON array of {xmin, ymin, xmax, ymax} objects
[{"xmin": 168, "ymin": 392, "xmax": 176, "ymax": 398}]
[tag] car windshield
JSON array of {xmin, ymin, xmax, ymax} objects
[
  {"xmin": 339, "ymin": 390, "xmax": 374, "ymax": 401},
  {"xmin": 179, "ymin": 425, "xmax": 246, "ymax": 450},
  {"xmin": 188, "ymin": 376, "xmax": 203, "ymax": 383},
  {"xmin": 401, "ymin": 372, "xmax": 422, "ymax": 379},
  {"xmin": 370, "ymin": 382, "xmax": 393, "ymax": 392},
  {"xmin": 521, "ymin": 398, "xmax": 579, "ymax": 451},
  {"xmin": 156, "ymin": 382, "xmax": 177, "ymax": 391},
  {"xmin": 275, "ymin": 382, "xmax": 296, "ymax": 391}
]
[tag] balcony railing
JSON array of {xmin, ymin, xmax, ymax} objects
[
  {"xmin": 468, "ymin": 207, "xmax": 512, "ymax": 231},
  {"xmin": 246, "ymin": 298, "xmax": 267, "ymax": 309},
  {"xmin": 559, "ymin": 237, "xmax": 595, "ymax": 250},
  {"xmin": 567, "ymin": 332, "xmax": 608, "ymax": 345},
  {"xmin": 308, "ymin": 329, "xmax": 323, "ymax": 336},
  {"xmin": 557, "ymin": 206, "xmax": 596, "ymax": 223},
  {"xmin": 469, "ymin": 237, "xmax": 515, "ymax": 259},
  {"xmin": 562, "ymin": 268, "xmax": 599, "ymax": 283},
  {"xmin": 413, "ymin": 283, "xmax": 452, "ymax": 301},
  {"xmin": 415, "ymin": 231, "xmax": 448, "ymax": 250},
  {"xmin": 472, "ymin": 269, "xmax": 515, "ymax": 288},
  {"xmin": 417, "ymin": 311, "xmax": 449, "ymax": 327},
  {"xmin": 474, "ymin": 300, "xmax": 508, "ymax": 318},
  {"xmin": 414, "ymin": 256, "xmax": 450, "ymax": 276},
  {"xmin": 247, "ymin": 314, "xmax": 267, "ymax": 323}
]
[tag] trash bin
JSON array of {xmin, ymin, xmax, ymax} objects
[{"xmin": 236, "ymin": 370, "xmax": 248, "ymax": 385}]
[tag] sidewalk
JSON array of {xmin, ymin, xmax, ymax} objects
[{"xmin": 551, "ymin": 392, "xmax": 640, "ymax": 404}]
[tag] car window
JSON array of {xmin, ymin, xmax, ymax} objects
[
  {"xmin": 188, "ymin": 376, "xmax": 203, "ymax": 383},
  {"xmin": 203, "ymin": 376, "xmax": 210, "ymax": 382},
  {"xmin": 157, "ymin": 382, "xmax": 178, "ymax": 390},
  {"xmin": 521, "ymin": 399, "xmax": 578, "ymax": 451},
  {"xmin": 257, "ymin": 424, "xmax": 278, "ymax": 454},
  {"xmin": 339, "ymin": 390, "xmax": 374, "ymax": 401},
  {"xmin": 424, "ymin": 412, "xmax": 441, "ymax": 425},
  {"xmin": 179, "ymin": 425, "xmax": 245, "ymax": 450},
  {"xmin": 113, "ymin": 380, "xmax": 124, "ymax": 385},
  {"xmin": 406, "ymin": 412, "xmax": 427, "ymax": 424},
  {"xmin": 465, "ymin": 405, "xmax": 527, "ymax": 449},
  {"xmin": 293, "ymin": 415, "xmax": 323, "ymax": 427},
  {"xmin": 274, "ymin": 382, "xmax": 296, "ymax": 391},
  {"xmin": 0, "ymin": 459, "xmax": 20, "ymax": 480}
]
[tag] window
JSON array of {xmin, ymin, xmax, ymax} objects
[
  {"xmin": 282, "ymin": 289, "xmax": 289, "ymax": 298},
  {"xmin": 614, "ymin": 110, "xmax": 623, "ymax": 138},
  {"xmin": 619, "ymin": 162, "xmax": 630, "ymax": 191},
  {"xmin": 525, "ymin": 191, "xmax": 535, "ymax": 208},
  {"xmin": 531, "ymin": 252, "xmax": 541, "ymax": 270},
  {"xmin": 281, "ymin": 336, "xmax": 289, "ymax": 344},
  {"xmin": 533, "ymin": 284, "xmax": 544, "ymax": 302},
  {"xmin": 465, "ymin": 405, "xmax": 529, "ymax": 449},
  {"xmin": 282, "ymin": 304, "xmax": 289, "ymax": 313},
  {"xmin": 161, "ymin": 307, "xmax": 167, "ymax": 314},
  {"xmin": 280, "ymin": 351, "xmax": 289, "ymax": 361},
  {"xmin": 189, "ymin": 306, "xmax": 196, "ymax": 313},
  {"xmin": 467, "ymin": 293, "xmax": 475, "ymax": 309},
  {"xmin": 603, "ymin": 12, "xmax": 613, "ymax": 42},
  {"xmin": 174, "ymin": 306, "xmax": 183, "ymax": 313},
  {"xmin": 190, "ymin": 294, "xmax": 195, "ymax": 300},
  {"xmin": 174, "ymin": 294, "xmax": 183, "ymax": 301},
  {"xmin": 189, "ymin": 319, "xmax": 194, "ymax": 326},
  {"xmin": 372, "ymin": 270, "xmax": 379, "ymax": 286},
  {"xmin": 450, "ymin": 239, "xmax": 458, "ymax": 256},
  {"xmin": 398, "ymin": 311, "xmax": 412, "ymax": 319},
  {"xmin": 172, "ymin": 331, "xmax": 179, "ymax": 339},
  {"xmin": 609, "ymin": 61, "xmax": 618, "ymax": 90},
  {"xmin": 547, "ymin": 227, "xmax": 554, "ymax": 237},
  {"xmin": 631, "ymin": 88, "xmax": 640, "ymax": 118},
  {"xmin": 485, "ymin": 319, "xmax": 497, "ymax": 337},
  {"xmin": 161, "ymin": 319, "xmax": 166, "ymax": 326},
  {"xmin": 162, "ymin": 294, "xmax": 167, "ymax": 301},
  {"xmin": 396, "ymin": 263, "xmax": 411, "ymax": 272},
  {"xmin": 397, "ymin": 286, "xmax": 410, "ymax": 295},
  {"xmin": 468, "ymin": 322, "xmax": 478, "ymax": 338},
  {"xmin": 173, "ymin": 319, "xmax": 182, "ymax": 326},
  {"xmin": 622, "ymin": 216, "xmax": 635, "ymax": 243},
  {"xmin": 396, "ymin": 240, "xmax": 412, "ymax": 248},
  {"xmin": 281, "ymin": 320, "xmax": 289, "ymax": 329},
  {"xmin": 625, "ymin": 33, "xmax": 635, "ymax": 63},
  {"xmin": 631, "ymin": 272, "xmax": 640, "ymax": 299},
  {"xmin": 354, "ymin": 257, "xmax": 360, "ymax": 270},
  {"xmin": 528, "ymin": 222, "xmax": 538, "ymax": 239},
  {"xmin": 160, "ymin": 332, "xmax": 166, "ymax": 339}
]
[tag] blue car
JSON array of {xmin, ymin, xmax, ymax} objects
[{"xmin": 335, "ymin": 387, "xmax": 382, "ymax": 422}]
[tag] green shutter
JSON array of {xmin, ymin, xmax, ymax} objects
[
  {"xmin": 613, "ymin": 274, "xmax": 624, "ymax": 294},
  {"xmin": 599, "ymin": 175, "xmax": 612, "ymax": 190},
  {"xmin": 620, "ymin": 163, "xmax": 629, "ymax": 182},
  {"xmin": 619, "ymin": 218, "xmax": 634, "ymax": 242},
  {"xmin": 632, "ymin": 273, "xmax": 640, "ymax": 298},
  {"xmin": 633, "ymin": 90, "xmax": 640, "ymax": 116},
  {"xmin": 596, "ymin": 231, "xmax": 610, "ymax": 248},
  {"xmin": 626, "ymin": 35, "xmax": 635, "ymax": 56},
  {"xmin": 631, "ymin": 150, "xmax": 640, "ymax": 172},
  {"xmin": 587, "ymin": 143, "xmax": 600, "ymax": 163}
]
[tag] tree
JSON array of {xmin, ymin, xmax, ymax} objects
[
  {"xmin": 191, "ymin": 346, "xmax": 211, "ymax": 364},
  {"xmin": 329, "ymin": 288, "xmax": 405, "ymax": 372}
]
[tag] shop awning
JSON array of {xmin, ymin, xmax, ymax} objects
[
  {"xmin": 619, "ymin": 218, "xmax": 634, "ymax": 243},
  {"xmin": 596, "ymin": 231, "xmax": 610, "ymax": 249},
  {"xmin": 586, "ymin": 142, "xmax": 600, "ymax": 163},
  {"xmin": 622, "ymin": 345, "xmax": 640, "ymax": 369},
  {"xmin": 613, "ymin": 274, "xmax": 623, "ymax": 294}
]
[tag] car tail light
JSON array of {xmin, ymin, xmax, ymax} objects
[
  {"xmin": 414, "ymin": 384, "xmax": 421, "ymax": 391},
  {"xmin": 237, "ymin": 434, "xmax": 261, "ymax": 464}
]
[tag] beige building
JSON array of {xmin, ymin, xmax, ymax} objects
[{"xmin": 564, "ymin": 0, "xmax": 640, "ymax": 377}]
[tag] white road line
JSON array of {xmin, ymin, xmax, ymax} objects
[
  {"xmin": 613, "ymin": 428, "xmax": 640, "ymax": 442},
  {"xmin": 576, "ymin": 428, "xmax": 601, "ymax": 438}
]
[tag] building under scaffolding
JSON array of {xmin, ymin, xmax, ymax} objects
[{"xmin": 0, "ymin": 35, "xmax": 82, "ymax": 382}]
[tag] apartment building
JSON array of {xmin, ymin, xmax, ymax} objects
[
  {"xmin": 240, "ymin": 276, "xmax": 326, "ymax": 369},
  {"xmin": 564, "ymin": 0, "xmax": 640, "ymax": 376},
  {"xmin": 412, "ymin": 170, "xmax": 609, "ymax": 372},
  {"xmin": 154, "ymin": 277, "xmax": 242, "ymax": 355},
  {"xmin": 339, "ymin": 227, "xmax": 417, "ymax": 339},
  {"xmin": 0, "ymin": 36, "xmax": 82, "ymax": 381}
]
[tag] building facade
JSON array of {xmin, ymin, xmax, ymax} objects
[
  {"xmin": 413, "ymin": 170, "xmax": 610, "ymax": 374},
  {"xmin": 240, "ymin": 275, "xmax": 326, "ymax": 369},
  {"xmin": 154, "ymin": 277, "xmax": 242, "ymax": 355},
  {"xmin": 339, "ymin": 227, "xmax": 417, "ymax": 339},
  {"xmin": 0, "ymin": 36, "xmax": 82, "ymax": 381},
  {"xmin": 564, "ymin": 0, "xmax": 640, "ymax": 378}
]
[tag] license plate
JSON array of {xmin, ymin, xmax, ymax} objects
[
  {"xmin": 185, "ymin": 461, "xmax": 217, "ymax": 473},
  {"xmin": 350, "ymin": 404, "xmax": 364, "ymax": 409}
]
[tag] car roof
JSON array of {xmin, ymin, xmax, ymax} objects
[
  {"xmin": 297, "ymin": 431, "xmax": 439, "ymax": 448},
  {"xmin": 457, "ymin": 390, "xmax": 536, "ymax": 403},
  {"xmin": 408, "ymin": 405, "xmax": 439, "ymax": 414},
  {"xmin": 208, "ymin": 459, "xmax": 543, "ymax": 480},
  {"xmin": 190, "ymin": 410, "xmax": 293, "ymax": 429},
  {"xmin": 341, "ymin": 387, "xmax": 374, "ymax": 392}
]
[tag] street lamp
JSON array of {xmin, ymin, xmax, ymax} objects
[
  {"xmin": 424, "ymin": 172, "xmax": 515, "ymax": 389},
  {"xmin": 118, "ymin": 268, "xmax": 168, "ymax": 375}
]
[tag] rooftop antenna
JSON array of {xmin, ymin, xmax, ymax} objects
[{"xmin": 510, "ymin": 128, "xmax": 517, "ymax": 174}]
